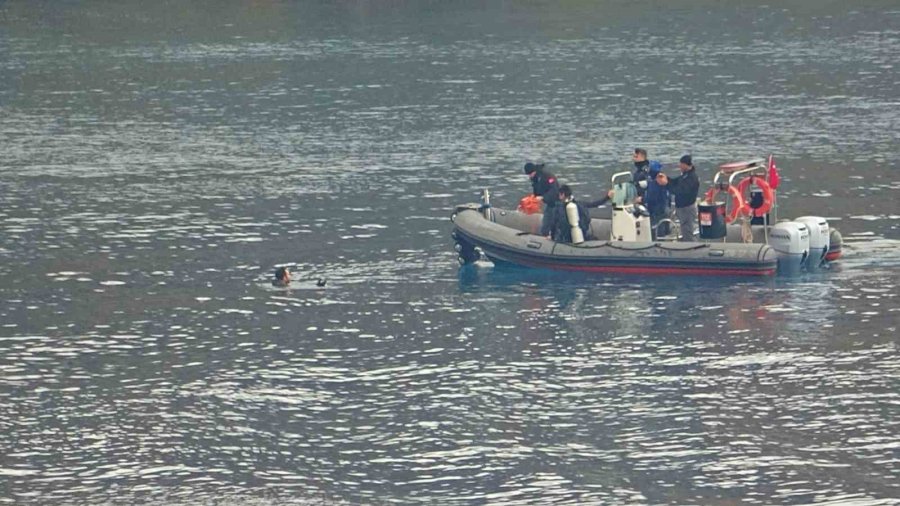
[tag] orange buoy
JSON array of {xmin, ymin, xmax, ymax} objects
[
  {"xmin": 517, "ymin": 195, "xmax": 543, "ymax": 215},
  {"xmin": 736, "ymin": 175, "xmax": 775, "ymax": 217},
  {"xmin": 704, "ymin": 185, "xmax": 747, "ymax": 224}
]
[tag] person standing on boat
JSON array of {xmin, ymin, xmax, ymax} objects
[
  {"xmin": 524, "ymin": 162, "xmax": 560, "ymax": 237},
  {"xmin": 631, "ymin": 148, "xmax": 652, "ymax": 199},
  {"xmin": 656, "ymin": 154, "xmax": 700, "ymax": 241},
  {"xmin": 638, "ymin": 161, "xmax": 670, "ymax": 237},
  {"xmin": 583, "ymin": 147, "xmax": 652, "ymax": 208},
  {"xmin": 551, "ymin": 185, "xmax": 591, "ymax": 244}
]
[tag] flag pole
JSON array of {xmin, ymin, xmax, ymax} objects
[{"xmin": 768, "ymin": 154, "xmax": 778, "ymax": 226}]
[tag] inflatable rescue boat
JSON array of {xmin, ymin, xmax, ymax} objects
[{"xmin": 451, "ymin": 158, "xmax": 843, "ymax": 277}]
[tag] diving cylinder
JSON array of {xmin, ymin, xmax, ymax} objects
[
  {"xmin": 770, "ymin": 222, "xmax": 810, "ymax": 275},
  {"xmin": 566, "ymin": 201, "xmax": 584, "ymax": 244},
  {"xmin": 794, "ymin": 216, "xmax": 830, "ymax": 271}
]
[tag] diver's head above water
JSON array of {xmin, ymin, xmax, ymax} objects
[{"xmin": 272, "ymin": 266, "xmax": 291, "ymax": 287}]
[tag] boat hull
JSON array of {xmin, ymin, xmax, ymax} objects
[{"xmin": 452, "ymin": 205, "xmax": 778, "ymax": 277}]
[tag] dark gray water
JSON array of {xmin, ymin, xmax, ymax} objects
[{"xmin": 2, "ymin": 1, "xmax": 899, "ymax": 504}]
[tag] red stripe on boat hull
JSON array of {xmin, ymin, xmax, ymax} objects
[{"xmin": 505, "ymin": 256, "xmax": 776, "ymax": 277}]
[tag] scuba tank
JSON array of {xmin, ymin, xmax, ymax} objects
[{"xmin": 565, "ymin": 200, "xmax": 585, "ymax": 244}]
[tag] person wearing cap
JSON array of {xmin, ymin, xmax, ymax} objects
[
  {"xmin": 656, "ymin": 155, "xmax": 700, "ymax": 241},
  {"xmin": 524, "ymin": 162, "xmax": 560, "ymax": 237}
]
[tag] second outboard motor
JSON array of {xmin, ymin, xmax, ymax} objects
[
  {"xmin": 770, "ymin": 222, "xmax": 810, "ymax": 275},
  {"xmin": 794, "ymin": 216, "xmax": 830, "ymax": 271}
]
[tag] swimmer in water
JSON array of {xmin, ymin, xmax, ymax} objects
[{"xmin": 272, "ymin": 266, "xmax": 291, "ymax": 287}]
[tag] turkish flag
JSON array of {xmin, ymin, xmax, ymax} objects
[{"xmin": 767, "ymin": 154, "xmax": 781, "ymax": 190}]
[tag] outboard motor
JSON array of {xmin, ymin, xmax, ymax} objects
[
  {"xmin": 770, "ymin": 222, "xmax": 810, "ymax": 275},
  {"xmin": 794, "ymin": 216, "xmax": 830, "ymax": 271}
]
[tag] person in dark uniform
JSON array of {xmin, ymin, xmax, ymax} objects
[
  {"xmin": 524, "ymin": 162, "xmax": 560, "ymax": 237},
  {"xmin": 582, "ymin": 190, "xmax": 614, "ymax": 209},
  {"xmin": 583, "ymin": 148, "xmax": 653, "ymax": 209},
  {"xmin": 551, "ymin": 184, "xmax": 591, "ymax": 243},
  {"xmin": 631, "ymin": 148, "xmax": 652, "ymax": 199},
  {"xmin": 656, "ymin": 154, "xmax": 700, "ymax": 241},
  {"xmin": 639, "ymin": 161, "xmax": 671, "ymax": 237}
]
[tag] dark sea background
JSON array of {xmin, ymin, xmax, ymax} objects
[{"xmin": 1, "ymin": 1, "xmax": 899, "ymax": 504}]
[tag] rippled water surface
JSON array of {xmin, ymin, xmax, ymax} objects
[{"xmin": 2, "ymin": 1, "xmax": 899, "ymax": 504}]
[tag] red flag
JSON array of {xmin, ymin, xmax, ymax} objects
[{"xmin": 767, "ymin": 154, "xmax": 780, "ymax": 190}]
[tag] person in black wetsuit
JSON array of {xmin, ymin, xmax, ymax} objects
[
  {"xmin": 582, "ymin": 188, "xmax": 615, "ymax": 209},
  {"xmin": 551, "ymin": 185, "xmax": 591, "ymax": 243},
  {"xmin": 524, "ymin": 162, "xmax": 560, "ymax": 237},
  {"xmin": 272, "ymin": 266, "xmax": 291, "ymax": 287}
]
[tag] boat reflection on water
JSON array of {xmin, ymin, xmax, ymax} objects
[{"xmin": 457, "ymin": 257, "xmax": 858, "ymax": 349}]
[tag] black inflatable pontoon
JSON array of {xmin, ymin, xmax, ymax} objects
[{"xmin": 451, "ymin": 204, "xmax": 779, "ymax": 276}]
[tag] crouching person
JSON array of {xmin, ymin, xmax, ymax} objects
[{"xmin": 552, "ymin": 185, "xmax": 591, "ymax": 244}]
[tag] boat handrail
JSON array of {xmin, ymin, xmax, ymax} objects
[
  {"xmin": 727, "ymin": 166, "xmax": 766, "ymax": 187},
  {"xmin": 610, "ymin": 171, "xmax": 632, "ymax": 185},
  {"xmin": 718, "ymin": 158, "xmax": 766, "ymax": 173},
  {"xmin": 713, "ymin": 165, "xmax": 766, "ymax": 187}
]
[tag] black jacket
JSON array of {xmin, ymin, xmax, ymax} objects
[
  {"xmin": 551, "ymin": 199, "xmax": 591, "ymax": 243},
  {"xmin": 632, "ymin": 160, "xmax": 651, "ymax": 198},
  {"xmin": 531, "ymin": 169, "xmax": 560, "ymax": 207},
  {"xmin": 584, "ymin": 161, "xmax": 650, "ymax": 207},
  {"xmin": 582, "ymin": 194, "xmax": 610, "ymax": 208},
  {"xmin": 667, "ymin": 166, "xmax": 700, "ymax": 208}
]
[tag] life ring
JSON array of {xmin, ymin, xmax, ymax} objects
[
  {"xmin": 736, "ymin": 175, "xmax": 775, "ymax": 217},
  {"xmin": 704, "ymin": 185, "xmax": 747, "ymax": 224}
]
